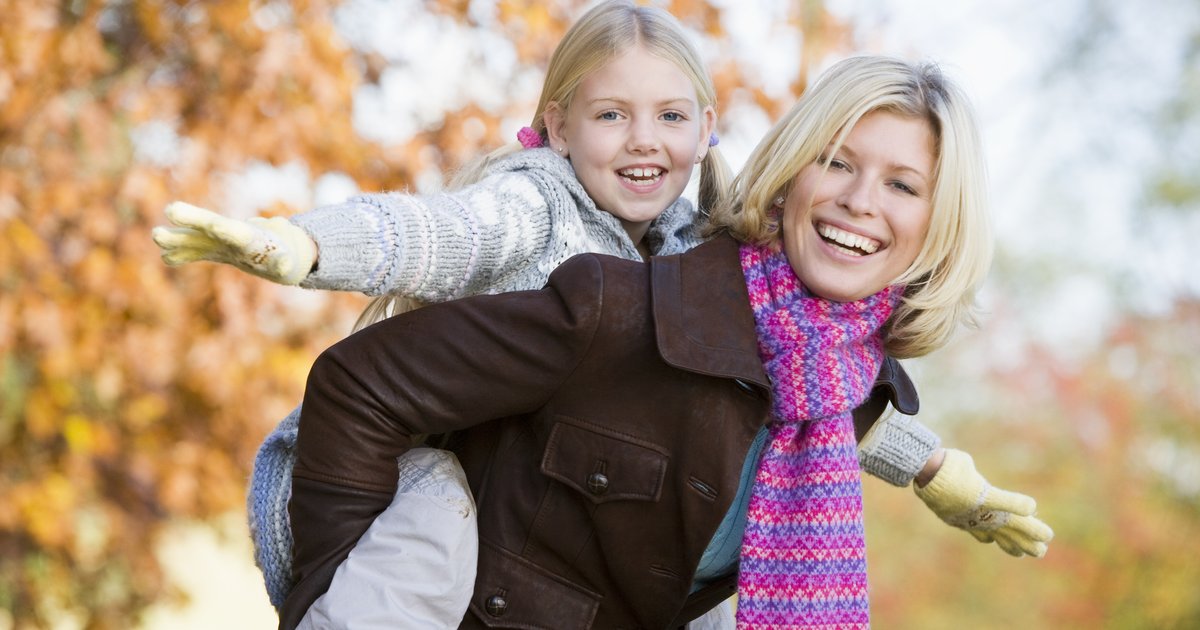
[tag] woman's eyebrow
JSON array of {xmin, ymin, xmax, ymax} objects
[{"xmin": 837, "ymin": 143, "xmax": 932, "ymax": 184}]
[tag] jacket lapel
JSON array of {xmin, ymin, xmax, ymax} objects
[
  {"xmin": 649, "ymin": 234, "xmax": 920, "ymax": 416},
  {"xmin": 650, "ymin": 234, "xmax": 769, "ymax": 390}
]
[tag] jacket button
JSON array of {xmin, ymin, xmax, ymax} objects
[
  {"xmin": 485, "ymin": 594, "xmax": 508, "ymax": 617},
  {"xmin": 586, "ymin": 472, "xmax": 609, "ymax": 495}
]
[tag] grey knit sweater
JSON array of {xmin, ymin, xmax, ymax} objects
[
  {"xmin": 247, "ymin": 147, "xmax": 939, "ymax": 609},
  {"xmin": 292, "ymin": 148, "xmax": 700, "ymax": 297}
]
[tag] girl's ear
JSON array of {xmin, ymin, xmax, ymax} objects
[
  {"xmin": 695, "ymin": 105, "xmax": 717, "ymax": 163},
  {"xmin": 543, "ymin": 102, "xmax": 569, "ymax": 158}
]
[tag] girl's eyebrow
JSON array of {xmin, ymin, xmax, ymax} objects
[{"xmin": 585, "ymin": 96, "xmax": 698, "ymax": 108}]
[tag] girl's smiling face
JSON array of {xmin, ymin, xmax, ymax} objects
[
  {"xmin": 544, "ymin": 45, "xmax": 715, "ymax": 245},
  {"xmin": 780, "ymin": 110, "xmax": 936, "ymax": 302}
]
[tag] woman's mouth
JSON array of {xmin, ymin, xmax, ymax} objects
[{"xmin": 817, "ymin": 223, "xmax": 881, "ymax": 256}]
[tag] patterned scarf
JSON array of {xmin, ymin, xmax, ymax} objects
[{"xmin": 735, "ymin": 243, "xmax": 901, "ymax": 629}]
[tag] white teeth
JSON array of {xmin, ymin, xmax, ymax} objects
[
  {"xmin": 818, "ymin": 224, "xmax": 880, "ymax": 254},
  {"xmin": 619, "ymin": 167, "xmax": 663, "ymax": 179}
]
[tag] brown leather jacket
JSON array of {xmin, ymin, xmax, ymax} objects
[{"xmin": 283, "ymin": 234, "xmax": 918, "ymax": 629}]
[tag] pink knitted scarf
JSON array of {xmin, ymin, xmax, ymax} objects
[{"xmin": 735, "ymin": 243, "xmax": 901, "ymax": 629}]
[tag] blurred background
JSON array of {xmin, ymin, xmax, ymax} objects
[{"xmin": 2, "ymin": 0, "xmax": 1197, "ymax": 628}]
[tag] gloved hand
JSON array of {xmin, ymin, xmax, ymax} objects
[
  {"xmin": 151, "ymin": 202, "xmax": 318, "ymax": 285},
  {"xmin": 914, "ymin": 448, "xmax": 1054, "ymax": 558}
]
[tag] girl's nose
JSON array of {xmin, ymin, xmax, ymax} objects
[{"xmin": 627, "ymin": 117, "xmax": 661, "ymax": 153}]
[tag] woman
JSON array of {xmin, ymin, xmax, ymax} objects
[{"xmin": 284, "ymin": 55, "xmax": 1051, "ymax": 629}]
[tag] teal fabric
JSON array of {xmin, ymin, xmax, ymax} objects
[{"xmin": 691, "ymin": 425, "xmax": 770, "ymax": 591}]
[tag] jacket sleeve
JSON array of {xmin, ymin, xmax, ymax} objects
[
  {"xmin": 291, "ymin": 170, "xmax": 555, "ymax": 299},
  {"xmin": 280, "ymin": 254, "xmax": 608, "ymax": 629},
  {"xmin": 296, "ymin": 448, "xmax": 478, "ymax": 630}
]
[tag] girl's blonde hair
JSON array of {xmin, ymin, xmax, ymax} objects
[
  {"xmin": 356, "ymin": 0, "xmax": 731, "ymax": 330},
  {"xmin": 705, "ymin": 55, "xmax": 993, "ymax": 359}
]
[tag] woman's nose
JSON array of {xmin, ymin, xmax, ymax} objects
[{"xmin": 837, "ymin": 177, "xmax": 876, "ymax": 216}]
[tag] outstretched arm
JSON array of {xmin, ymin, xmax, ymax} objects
[
  {"xmin": 859, "ymin": 413, "xmax": 1053, "ymax": 558},
  {"xmin": 152, "ymin": 167, "xmax": 560, "ymax": 299}
]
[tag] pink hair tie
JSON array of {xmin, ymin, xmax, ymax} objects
[{"xmin": 517, "ymin": 126, "xmax": 544, "ymax": 149}]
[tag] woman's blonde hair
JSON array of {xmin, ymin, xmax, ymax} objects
[
  {"xmin": 356, "ymin": 0, "xmax": 731, "ymax": 330},
  {"xmin": 705, "ymin": 55, "xmax": 993, "ymax": 358}
]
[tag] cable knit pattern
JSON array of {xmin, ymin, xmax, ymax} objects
[
  {"xmin": 248, "ymin": 148, "xmax": 701, "ymax": 610},
  {"xmin": 736, "ymin": 243, "xmax": 900, "ymax": 630},
  {"xmin": 247, "ymin": 407, "xmax": 300, "ymax": 609}
]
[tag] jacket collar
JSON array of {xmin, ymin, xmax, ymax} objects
[
  {"xmin": 650, "ymin": 233, "xmax": 770, "ymax": 389},
  {"xmin": 649, "ymin": 233, "xmax": 920, "ymax": 414}
]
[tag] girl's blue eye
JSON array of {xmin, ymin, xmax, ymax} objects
[
  {"xmin": 599, "ymin": 111, "xmax": 620, "ymax": 121},
  {"xmin": 661, "ymin": 112, "xmax": 683, "ymax": 122}
]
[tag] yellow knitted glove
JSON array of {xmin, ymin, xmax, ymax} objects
[
  {"xmin": 914, "ymin": 448, "xmax": 1054, "ymax": 558},
  {"xmin": 152, "ymin": 202, "xmax": 318, "ymax": 285}
]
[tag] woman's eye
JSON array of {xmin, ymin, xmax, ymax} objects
[
  {"xmin": 599, "ymin": 111, "xmax": 621, "ymax": 121},
  {"xmin": 661, "ymin": 111, "xmax": 683, "ymax": 122},
  {"xmin": 816, "ymin": 155, "xmax": 848, "ymax": 170},
  {"xmin": 891, "ymin": 181, "xmax": 917, "ymax": 195}
]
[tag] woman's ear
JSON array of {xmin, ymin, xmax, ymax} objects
[
  {"xmin": 695, "ymin": 105, "xmax": 717, "ymax": 163},
  {"xmin": 543, "ymin": 102, "xmax": 569, "ymax": 158}
]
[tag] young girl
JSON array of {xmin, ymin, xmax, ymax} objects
[
  {"xmin": 284, "ymin": 55, "xmax": 1051, "ymax": 629},
  {"xmin": 152, "ymin": 1, "xmax": 1049, "ymax": 624}
]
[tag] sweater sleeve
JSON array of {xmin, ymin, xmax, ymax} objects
[
  {"xmin": 857, "ymin": 410, "xmax": 942, "ymax": 487},
  {"xmin": 291, "ymin": 169, "xmax": 554, "ymax": 300}
]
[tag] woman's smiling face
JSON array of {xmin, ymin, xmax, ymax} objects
[{"xmin": 780, "ymin": 110, "xmax": 936, "ymax": 302}]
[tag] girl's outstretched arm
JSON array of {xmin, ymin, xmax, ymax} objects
[
  {"xmin": 153, "ymin": 166, "xmax": 555, "ymax": 299},
  {"xmin": 152, "ymin": 149, "xmax": 629, "ymax": 302}
]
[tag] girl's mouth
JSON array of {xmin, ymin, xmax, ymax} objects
[{"xmin": 618, "ymin": 166, "xmax": 664, "ymax": 186}]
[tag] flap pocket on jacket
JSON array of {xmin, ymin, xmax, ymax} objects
[
  {"xmin": 469, "ymin": 540, "xmax": 600, "ymax": 629},
  {"xmin": 541, "ymin": 419, "xmax": 668, "ymax": 504}
]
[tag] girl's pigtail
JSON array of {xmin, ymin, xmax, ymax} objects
[{"xmin": 696, "ymin": 144, "xmax": 733, "ymax": 218}]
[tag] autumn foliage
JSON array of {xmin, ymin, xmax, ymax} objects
[
  {"xmin": 3, "ymin": 1, "xmax": 1198, "ymax": 628},
  {"xmin": 2, "ymin": 2, "xmax": 371, "ymax": 625},
  {"xmin": 0, "ymin": 1, "xmax": 842, "ymax": 626}
]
